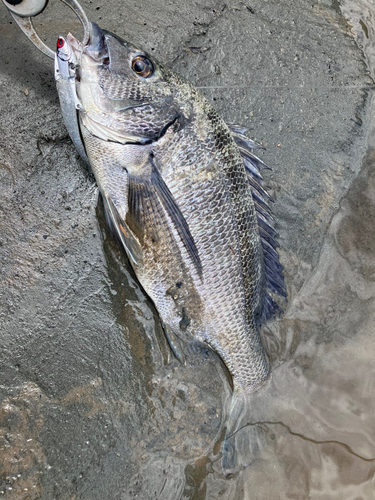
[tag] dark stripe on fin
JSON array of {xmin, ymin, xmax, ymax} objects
[
  {"xmin": 246, "ymin": 173, "xmax": 274, "ymax": 205},
  {"xmin": 256, "ymin": 213, "xmax": 278, "ymax": 239},
  {"xmin": 229, "ymin": 124, "xmax": 287, "ymax": 322},
  {"xmin": 252, "ymin": 190, "xmax": 273, "ymax": 213},
  {"xmin": 228, "ymin": 125, "xmax": 264, "ymax": 150},
  {"xmin": 237, "ymin": 145, "xmax": 271, "ymax": 172},
  {"xmin": 260, "ymin": 293, "xmax": 284, "ymax": 323},
  {"xmin": 150, "ymin": 160, "xmax": 202, "ymax": 277},
  {"xmin": 228, "ymin": 124, "xmax": 248, "ymax": 135},
  {"xmin": 254, "ymin": 200, "xmax": 273, "ymax": 222},
  {"xmin": 258, "ymin": 226, "xmax": 278, "ymax": 248},
  {"xmin": 243, "ymin": 158, "xmax": 264, "ymax": 183},
  {"xmin": 127, "ymin": 157, "xmax": 202, "ymax": 278}
]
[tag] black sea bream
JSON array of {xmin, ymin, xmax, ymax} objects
[{"xmin": 57, "ymin": 22, "xmax": 286, "ymax": 471}]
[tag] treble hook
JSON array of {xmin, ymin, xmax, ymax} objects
[{"xmin": 1, "ymin": 0, "xmax": 90, "ymax": 59}]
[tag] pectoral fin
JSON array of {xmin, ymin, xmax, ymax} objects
[
  {"xmin": 151, "ymin": 163, "xmax": 202, "ymax": 277},
  {"xmin": 126, "ymin": 158, "xmax": 202, "ymax": 278}
]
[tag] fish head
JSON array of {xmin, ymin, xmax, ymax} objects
[{"xmin": 68, "ymin": 22, "xmax": 189, "ymax": 145}]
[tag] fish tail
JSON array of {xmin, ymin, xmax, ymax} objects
[{"xmin": 221, "ymin": 387, "xmax": 264, "ymax": 476}]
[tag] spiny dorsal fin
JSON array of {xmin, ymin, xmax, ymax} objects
[{"xmin": 229, "ymin": 124, "xmax": 287, "ymax": 323}]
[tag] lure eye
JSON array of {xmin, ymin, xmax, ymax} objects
[
  {"xmin": 57, "ymin": 38, "xmax": 65, "ymax": 49},
  {"xmin": 131, "ymin": 56, "xmax": 153, "ymax": 78}
]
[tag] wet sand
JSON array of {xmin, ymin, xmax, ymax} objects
[{"xmin": 1, "ymin": 0, "xmax": 375, "ymax": 498}]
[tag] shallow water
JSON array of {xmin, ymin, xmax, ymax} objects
[{"xmin": 1, "ymin": 0, "xmax": 375, "ymax": 498}]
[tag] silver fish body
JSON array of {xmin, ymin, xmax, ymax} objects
[{"xmin": 62, "ymin": 23, "xmax": 286, "ymax": 394}]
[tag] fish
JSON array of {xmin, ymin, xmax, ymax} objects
[
  {"xmin": 57, "ymin": 22, "xmax": 286, "ymax": 473},
  {"xmin": 54, "ymin": 36, "xmax": 89, "ymax": 163}
]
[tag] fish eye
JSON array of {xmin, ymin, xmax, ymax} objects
[{"xmin": 131, "ymin": 56, "xmax": 153, "ymax": 78}]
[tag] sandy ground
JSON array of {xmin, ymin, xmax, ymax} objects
[{"xmin": 0, "ymin": 0, "xmax": 374, "ymax": 498}]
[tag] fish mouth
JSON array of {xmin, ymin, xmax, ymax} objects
[
  {"xmin": 67, "ymin": 22, "xmax": 108, "ymax": 64},
  {"xmin": 85, "ymin": 22, "xmax": 109, "ymax": 63},
  {"xmin": 66, "ymin": 32, "xmax": 83, "ymax": 56}
]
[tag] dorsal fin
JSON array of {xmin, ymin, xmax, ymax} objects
[{"xmin": 229, "ymin": 124, "xmax": 287, "ymax": 323}]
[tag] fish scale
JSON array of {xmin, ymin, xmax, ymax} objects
[{"xmin": 152, "ymin": 100, "xmax": 269, "ymax": 390}]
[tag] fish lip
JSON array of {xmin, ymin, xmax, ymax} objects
[
  {"xmin": 88, "ymin": 22, "xmax": 105, "ymax": 51},
  {"xmin": 66, "ymin": 32, "xmax": 83, "ymax": 52},
  {"xmin": 66, "ymin": 22, "xmax": 107, "ymax": 63},
  {"xmin": 66, "ymin": 32, "xmax": 84, "ymax": 60},
  {"xmin": 83, "ymin": 22, "xmax": 108, "ymax": 63}
]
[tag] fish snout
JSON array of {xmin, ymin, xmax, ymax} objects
[{"xmin": 83, "ymin": 22, "xmax": 109, "ymax": 63}]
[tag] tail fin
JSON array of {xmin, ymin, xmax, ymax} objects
[{"xmin": 221, "ymin": 388, "xmax": 264, "ymax": 476}]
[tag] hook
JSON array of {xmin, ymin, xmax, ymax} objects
[{"xmin": 1, "ymin": 0, "xmax": 90, "ymax": 59}]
